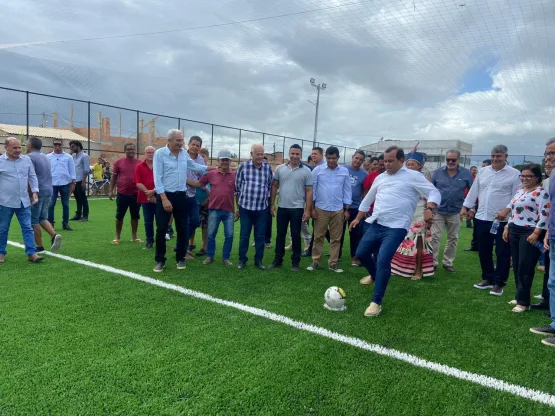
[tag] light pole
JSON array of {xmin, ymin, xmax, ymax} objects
[{"xmin": 309, "ymin": 78, "xmax": 326, "ymax": 147}]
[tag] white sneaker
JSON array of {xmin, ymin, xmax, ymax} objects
[{"xmin": 165, "ymin": 233, "xmax": 170, "ymax": 241}]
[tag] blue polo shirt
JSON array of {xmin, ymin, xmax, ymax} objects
[{"xmin": 431, "ymin": 166, "xmax": 474, "ymax": 215}]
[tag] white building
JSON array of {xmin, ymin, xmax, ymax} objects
[{"xmin": 360, "ymin": 139, "xmax": 473, "ymax": 170}]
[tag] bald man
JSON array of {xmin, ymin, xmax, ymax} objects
[
  {"xmin": 134, "ymin": 146, "xmax": 156, "ymax": 249},
  {"xmin": 235, "ymin": 144, "xmax": 274, "ymax": 270},
  {"xmin": 0, "ymin": 137, "xmax": 43, "ymax": 263}
]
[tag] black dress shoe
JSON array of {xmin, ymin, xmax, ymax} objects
[
  {"xmin": 238, "ymin": 262, "xmax": 246, "ymax": 270},
  {"xmin": 70, "ymin": 215, "xmax": 81, "ymax": 221},
  {"xmin": 267, "ymin": 262, "xmax": 282, "ymax": 270},
  {"xmin": 530, "ymin": 302, "xmax": 550, "ymax": 310},
  {"xmin": 63, "ymin": 224, "xmax": 73, "ymax": 231},
  {"xmin": 254, "ymin": 263, "xmax": 266, "ymax": 270},
  {"xmin": 301, "ymin": 250, "xmax": 312, "ymax": 257},
  {"xmin": 464, "ymin": 247, "xmax": 478, "ymax": 252}
]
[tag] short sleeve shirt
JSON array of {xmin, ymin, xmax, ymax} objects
[
  {"xmin": 113, "ymin": 157, "xmax": 141, "ymax": 195},
  {"xmin": 274, "ymin": 163, "xmax": 313, "ymax": 209}
]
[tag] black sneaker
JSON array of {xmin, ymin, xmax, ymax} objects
[
  {"xmin": 300, "ymin": 250, "xmax": 312, "ymax": 257},
  {"xmin": 50, "ymin": 234, "xmax": 62, "ymax": 253},
  {"xmin": 36, "ymin": 246, "xmax": 45, "ymax": 253},
  {"xmin": 254, "ymin": 263, "xmax": 266, "ymax": 271},
  {"xmin": 291, "ymin": 265, "xmax": 300, "ymax": 272},
  {"xmin": 176, "ymin": 260, "xmax": 186, "ymax": 270},
  {"xmin": 267, "ymin": 262, "xmax": 282, "ymax": 270},
  {"xmin": 70, "ymin": 215, "xmax": 81, "ymax": 221},
  {"xmin": 443, "ymin": 264, "xmax": 456, "ymax": 273},
  {"xmin": 530, "ymin": 302, "xmax": 550, "ymax": 310},
  {"xmin": 542, "ymin": 337, "xmax": 555, "ymax": 347},
  {"xmin": 530, "ymin": 325, "xmax": 555, "ymax": 336},
  {"xmin": 153, "ymin": 262, "xmax": 165, "ymax": 272},
  {"xmin": 62, "ymin": 224, "xmax": 73, "ymax": 231},
  {"xmin": 142, "ymin": 242, "xmax": 153, "ymax": 249},
  {"xmin": 238, "ymin": 262, "xmax": 246, "ymax": 270},
  {"xmin": 464, "ymin": 247, "xmax": 478, "ymax": 252},
  {"xmin": 78, "ymin": 217, "xmax": 88, "ymax": 222}
]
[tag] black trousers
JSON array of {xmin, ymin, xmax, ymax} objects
[
  {"xmin": 509, "ymin": 224, "xmax": 543, "ymax": 306},
  {"xmin": 274, "ymin": 208, "xmax": 304, "ymax": 266},
  {"xmin": 155, "ymin": 192, "xmax": 189, "ymax": 263},
  {"xmin": 475, "ymin": 218, "xmax": 511, "ymax": 286},
  {"xmin": 339, "ymin": 207, "xmax": 363, "ymax": 258},
  {"xmin": 73, "ymin": 183, "xmax": 89, "ymax": 218},
  {"xmin": 470, "ymin": 200, "xmax": 479, "ymax": 249},
  {"xmin": 265, "ymin": 207, "xmax": 272, "ymax": 244}
]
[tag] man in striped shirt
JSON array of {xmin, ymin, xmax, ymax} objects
[{"xmin": 235, "ymin": 144, "xmax": 274, "ymax": 270}]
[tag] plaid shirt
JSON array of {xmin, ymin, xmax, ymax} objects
[{"xmin": 235, "ymin": 160, "xmax": 273, "ymax": 211}]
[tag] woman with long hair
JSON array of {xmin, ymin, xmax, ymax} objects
[{"xmin": 501, "ymin": 164, "xmax": 550, "ymax": 312}]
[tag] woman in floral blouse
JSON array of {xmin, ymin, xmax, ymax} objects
[
  {"xmin": 391, "ymin": 151, "xmax": 434, "ymax": 280},
  {"xmin": 501, "ymin": 164, "xmax": 550, "ymax": 312}
]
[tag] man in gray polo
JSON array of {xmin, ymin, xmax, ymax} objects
[
  {"xmin": 268, "ymin": 144, "xmax": 313, "ymax": 272},
  {"xmin": 431, "ymin": 149, "xmax": 474, "ymax": 273},
  {"xmin": 27, "ymin": 137, "xmax": 62, "ymax": 253}
]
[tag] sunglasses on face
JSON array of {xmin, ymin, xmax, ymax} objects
[
  {"xmin": 446, "ymin": 158, "xmax": 458, "ymax": 163},
  {"xmin": 53, "ymin": 143, "xmax": 62, "ymax": 146}
]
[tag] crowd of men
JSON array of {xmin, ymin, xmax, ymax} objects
[{"xmin": 1, "ymin": 131, "xmax": 554, "ymax": 348}]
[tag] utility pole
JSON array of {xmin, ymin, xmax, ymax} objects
[{"xmin": 309, "ymin": 78, "xmax": 326, "ymax": 147}]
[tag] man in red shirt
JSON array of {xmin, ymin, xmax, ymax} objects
[
  {"xmin": 188, "ymin": 149, "xmax": 237, "ymax": 266},
  {"xmin": 109, "ymin": 143, "xmax": 142, "ymax": 244},
  {"xmin": 362, "ymin": 154, "xmax": 385, "ymax": 196},
  {"xmin": 134, "ymin": 146, "xmax": 156, "ymax": 249}
]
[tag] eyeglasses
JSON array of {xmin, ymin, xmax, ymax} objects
[
  {"xmin": 446, "ymin": 158, "xmax": 458, "ymax": 163},
  {"xmin": 545, "ymin": 151, "xmax": 555, "ymax": 158},
  {"xmin": 520, "ymin": 175, "xmax": 536, "ymax": 180}
]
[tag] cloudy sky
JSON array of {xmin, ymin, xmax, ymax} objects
[{"xmin": 1, "ymin": 0, "xmax": 554, "ymax": 159}]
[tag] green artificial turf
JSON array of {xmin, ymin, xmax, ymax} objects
[{"xmin": 1, "ymin": 198, "xmax": 555, "ymax": 415}]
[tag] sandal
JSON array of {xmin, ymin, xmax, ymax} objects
[
  {"xmin": 111, "ymin": 239, "xmax": 120, "ymax": 245},
  {"xmin": 131, "ymin": 239, "xmax": 143, "ymax": 243},
  {"xmin": 511, "ymin": 305, "xmax": 529, "ymax": 313},
  {"xmin": 508, "ymin": 299, "xmax": 517, "ymax": 305}
]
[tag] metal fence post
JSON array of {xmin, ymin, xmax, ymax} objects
[
  {"xmin": 282, "ymin": 136, "xmax": 286, "ymax": 163},
  {"xmin": 136, "ymin": 111, "xmax": 140, "ymax": 157},
  {"xmin": 25, "ymin": 91, "xmax": 29, "ymax": 140},
  {"xmin": 238, "ymin": 129, "xmax": 242, "ymax": 163},
  {"xmin": 343, "ymin": 147, "xmax": 347, "ymax": 164},
  {"xmin": 262, "ymin": 133, "xmax": 265, "ymax": 147},
  {"xmin": 210, "ymin": 124, "xmax": 214, "ymax": 166},
  {"xmin": 87, "ymin": 101, "xmax": 91, "ymax": 196}
]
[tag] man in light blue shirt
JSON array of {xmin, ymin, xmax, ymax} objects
[
  {"xmin": 0, "ymin": 137, "xmax": 43, "ymax": 263},
  {"xmin": 47, "ymin": 138, "xmax": 76, "ymax": 230},
  {"xmin": 152, "ymin": 129, "xmax": 212, "ymax": 272},
  {"xmin": 308, "ymin": 146, "xmax": 352, "ymax": 273},
  {"xmin": 69, "ymin": 140, "xmax": 90, "ymax": 222}
]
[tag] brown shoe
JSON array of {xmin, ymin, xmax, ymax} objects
[
  {"xmin": 360, "ymin": 275, "xmax": 374, "ymax": 285},
  {"xmin": 489, "ymin": 285, "xmax": 504, "ymax": 296},
  {"xmin": 364, "ymin": 302, "xmax": 382, "ymax": 317},
  {"xmin": 221, "ymin": 259, "xmax": 233, "ymax": 266},
  {"xmin": 473, "ymin": 280, "xmax": 493, "ymax": 290},
  {"xmin": 351, "ymin": 257, "xmax": 361, "ymax": 267},
  {"xmin": 203, "ymin": 257, "xmax": 214, "ymax": 265},
  {"xmin": 185, "ymin": 253, "xmax": 195, "ymax": 261},
  {"xmin": 28, "ymin": 254, "xmax": 44, "ymax": 263}
]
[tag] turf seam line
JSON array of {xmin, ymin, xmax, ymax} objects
[{"xmin": 8, "ymin": 240, "xmax": 555, "ymax": 408}]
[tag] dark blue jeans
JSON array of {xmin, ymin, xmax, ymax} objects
[
  {"xmin": 49, "ymin": 184, "xmax": 71, "ymax": 225},
  {"xmin": 141, "ymin": 203, "xmax": 156, "ymax": 244},
  {"xmin": 185, "ymin": 197, "xmax": 200, "ymax": 251},
  {"xmin": 355, "ymin": 222, "xmax": 407, "ymax": 304},
  {"xmin": 238, "ymin": 206, "xmax": 267, "ymax": 264}
]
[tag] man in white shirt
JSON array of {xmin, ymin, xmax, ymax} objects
[
  {"xmin": 461, "ymin": 144, "xmax": 521, "ymax": 296},
  {"xmin": 350, "ymin": 146, "xmax": 441, "ymax": 317}
]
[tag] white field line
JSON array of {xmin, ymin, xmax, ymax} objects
[{"xmin": 7, "ymin": 240, "xmax": 555, "ymax": 408}]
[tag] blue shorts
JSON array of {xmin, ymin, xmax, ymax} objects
[{"xmin": 31, "ymin": 195, "xmax": 52, "ymax": 226}]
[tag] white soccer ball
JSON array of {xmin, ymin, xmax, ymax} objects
[{"xmin": 324, "ymin": 286, "xmax": 347, "ymax": 311}]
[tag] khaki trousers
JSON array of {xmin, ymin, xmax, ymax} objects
[
  {"xmin": 312, "ymin": 207, "xmax": 344, "ymax": 264},
  {"xmin": 431, "ymin": 213, "xmax": 461, "ymax": 267}
]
